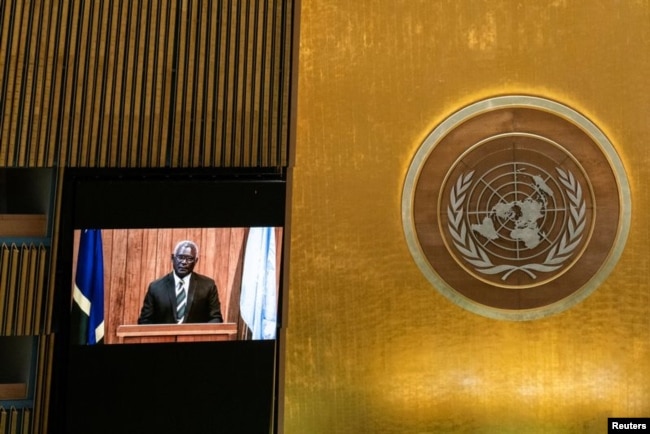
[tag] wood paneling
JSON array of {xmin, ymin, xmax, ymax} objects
[
  {"xmin": 115, "ymin": 323, "xmax": 237, "ymax": 343},
  {"xmin": 0, "ymin": 0, "xmax": 297, "ymax": 168},
  {"xmin": 31, "ymin": 334, "xmax": 54, "ymax": 434},
  {"xmin": 0, "ymin": 244, "xmax": 48, "ymax": 336},
  {"xmin": 0, "ymin": 407, "xmax": 31, "ymax": 434},
  {"xmin": 0, "ymin": 383, "xmax": 27, "ymax": 400}
]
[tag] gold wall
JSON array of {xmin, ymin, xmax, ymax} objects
[{"xmin": 286, "ymin": 1, "xmax": 650, "ymax": 433}]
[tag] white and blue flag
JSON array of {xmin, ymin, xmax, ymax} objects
[{"xmin": 240, "ymin": 227, "xmax": 277, "ymax": 340}]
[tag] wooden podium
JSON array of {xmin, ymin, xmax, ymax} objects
[{"xmin": 116, "ymin": 323, "xmax": 238, "ymax": 344}]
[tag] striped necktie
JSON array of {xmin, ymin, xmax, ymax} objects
[{"xmin": 176, "ymin": 280, "xmax": 186, "ymax": 322}]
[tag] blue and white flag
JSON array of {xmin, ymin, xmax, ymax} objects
[
  {"xmin": 240, "ymin": 227, "xmax": 277, "ymax": 340},
  {"xmin": 71, "ymin": 229, "xmax": 105, "ymax": 345}
]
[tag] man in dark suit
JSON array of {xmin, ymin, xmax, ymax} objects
[{"xmin": 138, "ymin": 240, "xmax": 223, "ymax": 324}]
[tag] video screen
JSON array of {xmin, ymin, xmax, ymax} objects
[
  {"xmin": 49, "ymin": 168, "xmax": 287, "ymax": 434},
  {"xmin": 70, "ymin": 227, "xmax": 282, "ymax": 345}
]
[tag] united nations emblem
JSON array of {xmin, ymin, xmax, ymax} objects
[{"xmin": 402, "ymin": 96, "xmax": 630, "ymax": 320}]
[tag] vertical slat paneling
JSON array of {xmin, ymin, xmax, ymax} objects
[
  {"xmin": 0, "ymin": 407, "xmax": 29, "ymax": 434},
  {"xmin": 17, "ymin": 1, "xmax": 39, "ymax": 166},
  {"xmin": 0, "ymin": 244, "xmax": 49, "ymax": 336},
  {"xmin": 0, "ymin": 0, "xmax": 25, "ymax": 165},
  {"xmin": 56, "ymin": 0, "xmax": 80, "ymax": 166},
  {"xmin": 62, "ymin": 0, "xmax": 83, "ymax": 167},
  {"xmin": 126, "ymin": 0, "xmax": 143, "ymax": 166},
  {"xmin": 32, "ymin": 334, "xmax": 55, "ymax": 434},
  {"xmin": 0, "ymin": 0, "xmax": 299, "ymax": 168},
  {"xmin": 98, "ymin": 1, "xmax": 119, "ymax": 166},
  {"xmin": 156, "ymin": 0, "xmax": 175, "ymax": 166},
  {"xmin": 125, "ymin": 0, "xmax": 140, "ymax": 166},
  {"xmin": 218, "ymin": 0, "xmax": 236, "ymax": 165},
  {"xmin": 241, "ymin": 0, "xmax": 256, "ymax": 166},
  {"xmin": 34, "ymin": 2, "xmax": 59, "ymax": 167},
  {"xmin": 171, "ymin": 0, "xmax": 189, "ymax": 165},
  {"xmin": 151, "ymin": 0, "xmax": 174, "ymax": 167},
  {"xmin": 190, "ymin": 2, "xmax": 206, "ymax": 166},
  {"xmin": 138, "ymin": 0, "xmax": 154, "ymax": 166},
  {"xmin": 276, "ymin": 0, "xmax": 293, "ymax": 165},
  {"xmin": 201, "ymin": 2, "xmax": 216, "ymax": 165},
  {"xmin": 47, "ymin": 0, "xmax": 72, "ymax": 166},
  {"xmin": 0, "ymin": 0, "xmax": 10, "ymax": 165},
  {"xmin": 2, "ymin": 245, "xmax": 19, "ymax": 335},
  {"xmin": 28, "ymin": 2, "xmax": 48, "ymax": 166},
  {"xmin": 33, "ymin": 245, "xmax": 47, "ymax": 335},
  {"xmin": 111, "ymin": 1, "xmax": 129, "ymax": 166},
  {"xmin": 249, "ymin": 0, "xmax": 264, "ymax": 165},
  {"xmin": 74, "ymin": 0, "xmax": 99, "ymax": 166}
]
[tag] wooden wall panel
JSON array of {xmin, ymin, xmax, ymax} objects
[
  {"xmin": 0, "ymin": 407, "xmax": 30, "ymax": 434},
  {"xmin": 0, "ymin": 0, "xmax": 298, "ymax": 168},
  {"xmin": 31, "ymin": 334, "xmax": 54, "ymax": 434},
  {"xmin": 0, "ymin": 244, "xmax": 48, "ymax": 336}
]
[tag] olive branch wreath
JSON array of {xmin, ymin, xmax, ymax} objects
[{"xmin": 447, "ymin": 168, "xmax": 586, "ymax": 281}]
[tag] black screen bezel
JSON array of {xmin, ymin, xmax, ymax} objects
[{"xmin": 49, "ymin": 167, "xmax": 287, "ymax": 434}]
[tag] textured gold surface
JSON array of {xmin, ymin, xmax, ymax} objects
[{"xmin": 286, "ymin": 1, "xmax": 650, "ymax": 433}]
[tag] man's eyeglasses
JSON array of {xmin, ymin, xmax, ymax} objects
[{"xmin": 174, "ymin": 255, "xmax": 196, "ymax": 263}]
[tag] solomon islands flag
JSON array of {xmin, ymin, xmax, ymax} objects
[{"xmin": 71, "ymin": 229, "xmax": 105, "ymax": 345}]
